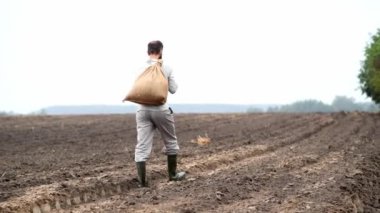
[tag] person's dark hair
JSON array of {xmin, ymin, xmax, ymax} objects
[{"xmin": 147, "ymin": 40, "xmax": 163, "ymax": 55}]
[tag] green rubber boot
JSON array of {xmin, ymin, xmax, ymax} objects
[
  {"xmin": 167, "ymin": 155, "xmax": 186, "ymax": 181},
  {"xmin": 136, "ymin": 161, "xmax": 147, "ymax": 187}
]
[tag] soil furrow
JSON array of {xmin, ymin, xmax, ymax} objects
[{"xmin": 0, "ymin": 113, "xmax": 379, "ymax": 213}]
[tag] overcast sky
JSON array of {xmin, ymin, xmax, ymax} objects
[{"xmin": 1, "ymin": 0, "xmax": 380, "ymax": 113}]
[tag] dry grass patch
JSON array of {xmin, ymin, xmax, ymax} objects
[{"xmin": 191, "ymin": 133, "xmax": 211, "ymax": 146}]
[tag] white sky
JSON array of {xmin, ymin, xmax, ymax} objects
[{"xmin": 1, "ymin": 0, "xmax": 380, "ymax": 113}]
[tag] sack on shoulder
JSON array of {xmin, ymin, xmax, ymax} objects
[{"xmin": 124, "ymin": 61, "xmax": 168, "ymax": 105}]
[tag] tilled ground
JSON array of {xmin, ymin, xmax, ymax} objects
[{"xmin": 0, "ymin": 112, "xmax": 379, "ymax": 213}]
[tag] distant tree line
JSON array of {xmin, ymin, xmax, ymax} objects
[
  {"xmin": 0, "ymin": 111, "xmax": 15, "ymax": 116},
  {"xmin": 248, "ymin": 96, "xmax": 379, "ymax": 113},
  {"xmin": 0, "ymin": 110, "xmax": 46, "ymax": 116}
]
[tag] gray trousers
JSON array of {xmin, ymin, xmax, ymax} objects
[{"xmin": 135, "ymin": 109, "xmax": 179, "ymax": 162}]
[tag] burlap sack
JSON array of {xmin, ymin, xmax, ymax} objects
[{"xmin": 124, "ymin": 61, "xmax": 168, "ymax": 105}]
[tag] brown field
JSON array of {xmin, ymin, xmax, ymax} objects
[{"xmin": 0, "ymin": 112, "xmax": 379, "ymax": 213}]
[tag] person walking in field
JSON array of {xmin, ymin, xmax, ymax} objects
[{"xmin": 125, "ymin": 40, "xmax": 186, "ymax": 187}]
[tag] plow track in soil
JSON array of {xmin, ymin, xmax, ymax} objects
[{"xmin": 0, "ymin": 113, "xmax": 379, "ymax": 212}]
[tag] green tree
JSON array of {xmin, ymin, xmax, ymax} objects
[{"xmin": 359, "ymin": 29, "xmax": 380, "ymax": 104}]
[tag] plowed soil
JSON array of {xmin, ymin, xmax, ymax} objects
[{"xmin": 0, "ymin": 112, "xmax": 379, "ymax": 213}]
